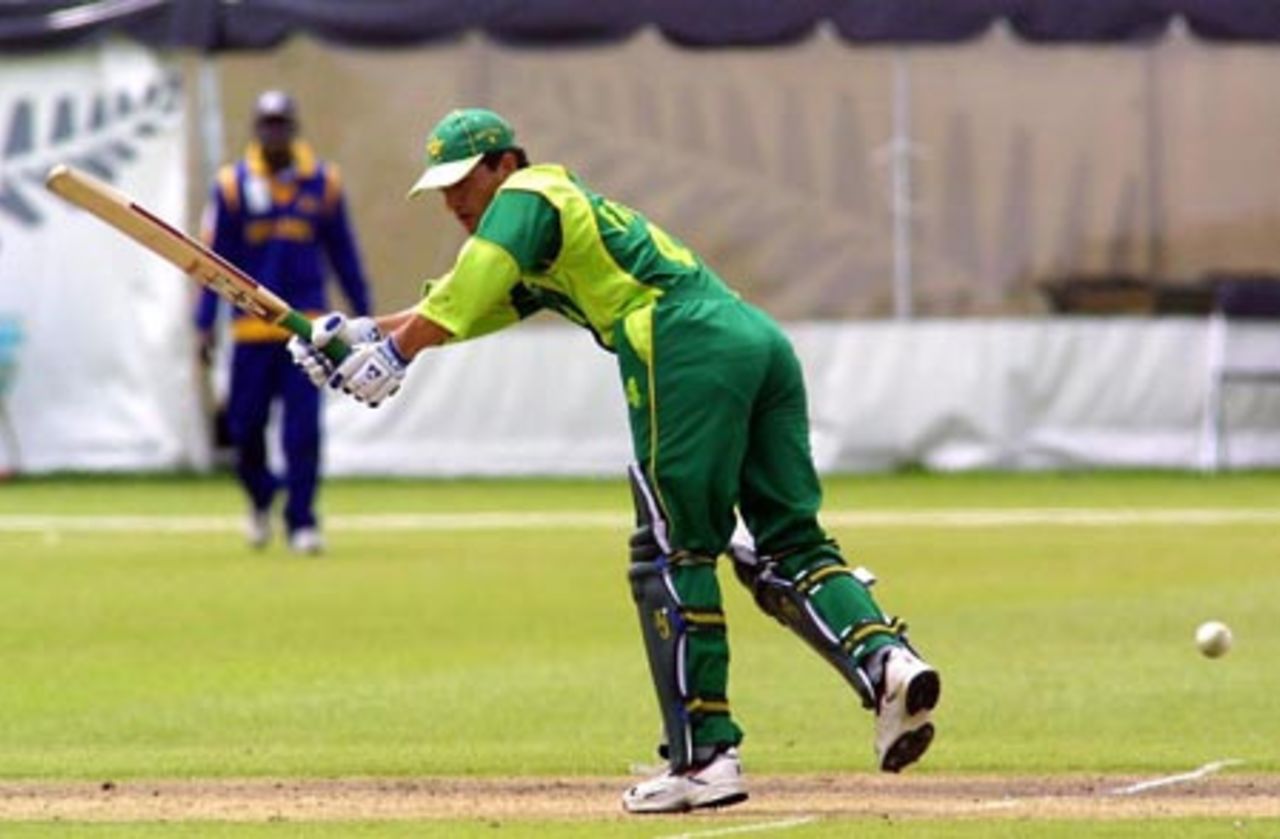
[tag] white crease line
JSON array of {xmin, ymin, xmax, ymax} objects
[
  {"xmin": 965, "ymin": 759, "xmax": 1246, "ymax": 811},
  {"xmin": 0, "ymin": 508, "xmax": 1277, "ymax": 534},
  {"xmin": 1109, "ymin": 759, "xmax": 1245, "ymax": 796},
  {"xmin": 657, "ymin": 816, "xmax": 817, "ymax": 839}
]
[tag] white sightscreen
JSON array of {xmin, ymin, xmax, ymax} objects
[{"xmin": 0, "ymin": 39, "xmax": 207, "ymax": 473}]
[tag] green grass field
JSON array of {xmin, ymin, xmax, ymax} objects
[{"xmin": 0, "ymin": 471, "xmax": 1277, "ymax": 836}]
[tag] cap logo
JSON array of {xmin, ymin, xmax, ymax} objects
[{"xmin": 411, "ymin": 109, "xmax": 515, "ymax": 193}]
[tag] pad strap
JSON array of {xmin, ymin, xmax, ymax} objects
[{"xmin": 729, "ymin": 541, "xmax": 906, "ymax": 709}]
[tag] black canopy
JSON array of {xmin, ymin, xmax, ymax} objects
[{"xmin": 4, "ymin": 0, "xmax": 1280, "ymax": 52}]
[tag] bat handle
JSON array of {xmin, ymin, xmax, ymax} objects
[
  {"xmin": 321, "ymin": 337, "xmax": 351, "ymax": 363},
  {"xmin": 280, "ymin": 310, "xmax": 352, "ymax": 363}
]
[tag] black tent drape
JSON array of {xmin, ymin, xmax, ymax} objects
[{"xmin": 4, "ymin": 0, "xmax": 1280, "ymax": 51}]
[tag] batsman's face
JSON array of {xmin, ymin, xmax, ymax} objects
[{"xmin": 442, "ymin": 155, "xmax": 515, "ymax": 234}]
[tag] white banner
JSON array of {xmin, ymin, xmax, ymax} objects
[
  {"xmin": 323, "ymin": 318, "xmax": 1280, "ymax": 476},
  {"xmin": 0, "ymin": 39, "xmax": 206, "ymax": 474}
]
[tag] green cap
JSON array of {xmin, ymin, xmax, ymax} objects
[{"xmin": 407, "ymin": 108, "xmax": 516, "ymax": 195}]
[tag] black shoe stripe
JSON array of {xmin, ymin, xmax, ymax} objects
[
  {"xmin": 906, "ymin": 671, "xmax": 941, "ymax": 716},
  {"xmin": 693, "ymin": 791, "xmax": 749, "ymax": 810}
]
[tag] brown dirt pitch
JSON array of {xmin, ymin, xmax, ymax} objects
[{"xmin": 0, "ymin": 773, "xmax": 1276, "ymax": 823}]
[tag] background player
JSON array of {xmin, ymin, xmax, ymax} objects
[{"xmin": 195, "ymin": 90, "xmax": 372, "ymax": 554}]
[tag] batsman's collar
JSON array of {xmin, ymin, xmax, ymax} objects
[{"xmin": 408, "ymin": 108, "xmax": 515, "ymax": 196}]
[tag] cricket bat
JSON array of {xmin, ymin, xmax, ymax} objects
[{"xmin": 43, "ymin": 164, "xmax": 349, "ymax": 362}]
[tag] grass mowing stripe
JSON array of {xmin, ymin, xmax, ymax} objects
[{"xmin": 1, "ymin": 508, "xmax": 1279, "ymax": 533}]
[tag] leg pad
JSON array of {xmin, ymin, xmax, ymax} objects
[
  {"xmin": 628, "ymin": 464, "xmax": 735, "ymax": 769},
  {"xmin": 729, "ymin": 540, "xmax": 906, "ymax": 709}
]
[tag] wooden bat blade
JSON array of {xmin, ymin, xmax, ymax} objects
[{"xmin": 43, "ymin": 164, "xmax": 348, "ymax": 362}]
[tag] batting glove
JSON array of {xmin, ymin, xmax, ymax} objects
[
  {"xmin": 329, "ymin": 337, "xmax": 410, "ymax": 408},
  {"xmin": 286, "ymin": 312, "xmax": 381, "ymax": 388}
]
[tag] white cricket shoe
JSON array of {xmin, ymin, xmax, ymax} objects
[
  {"xmin": 245, "ymin": 509, "xmax": 271, "ymax": 549},
  {"xmin": 622, "ymin": 747, "xmax": 748, "ymax": 814},
  {"xmin": 874, "ymin": 646, "xmax": 941, "ymax": 773},
  {"xmin": 288, "ymin": 527, "xmax": 325, "ymax": 556}
]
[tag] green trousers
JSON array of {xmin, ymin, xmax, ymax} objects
[{"xmin": 615, "ymin": 295, "xmax": 896, "ymax": 750}]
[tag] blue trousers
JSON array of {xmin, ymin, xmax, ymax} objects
[{"xmin": 226, "ymin": 342, "xmax": 321, "ymax": 534}]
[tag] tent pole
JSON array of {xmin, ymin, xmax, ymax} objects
[
  {"xmin": 193, "ymin": 52, "xmax": 229, "ymax": 469},
  {"xmin": 1142, "ymin": 40, "xmax": 1166, "ymax": 280},
  {"xmin": 196, "ymin": 54, "xmax": 224, "ymax": 188},
  {"xmin": 890, "ymin": 48, "xmax": 914, "ymax": 319}
]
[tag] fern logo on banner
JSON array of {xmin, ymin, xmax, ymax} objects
[
  {"xmin": 0, "ymin": 40, "xmax": 198, "ymax": 476},
  {"xmin": 0, "ymin": 46, "xmax": 182, "ymax": 243}
]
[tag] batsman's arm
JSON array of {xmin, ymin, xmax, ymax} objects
[
  {"xmin": 385, "ymin": 312, "xmax": 452, "ymax": 360},
  {"xmin": 340, "ymin": 308, "xmax": 450, "ymax": 360},
  {"xmin": 43, "ymin": 164, "xmax": 349, "ymax": 363}
]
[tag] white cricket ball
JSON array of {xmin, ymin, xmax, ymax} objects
[{"xmin": 1195, "ymin": 620, "xmax": 1233, "ymax": 658}]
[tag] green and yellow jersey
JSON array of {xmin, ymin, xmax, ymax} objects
[{"xmin": 418, "ymin": 164, "xmax": 736, "ymax": 351}]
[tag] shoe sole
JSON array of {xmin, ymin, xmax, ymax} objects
[
  {"xmin": 880, "ymin": 721, "xmax": 934, "ymax": 773},
  {"xmin": 692, "ymin": 790, "xmax": 749, "ymax": 811},
  {"xmin": 624, "ymin": 787, "xmax": 749, "ymax": 814},
  {"xmin": 906, "ymin": 669, "xmax": 941, "ymax": 716}
]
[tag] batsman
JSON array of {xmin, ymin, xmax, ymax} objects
[{"xmin": 287, "ymin": 108, "xmax": 942, "ymax": 813}]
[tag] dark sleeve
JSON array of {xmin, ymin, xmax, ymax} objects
[{"xmin": 319, "ymin": 164, "xmax": 372, "ymax": 316}]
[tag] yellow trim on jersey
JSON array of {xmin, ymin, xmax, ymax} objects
[
  {"xmin": 323, "ymin": 163, "xmax": 342, "ymax": 211},
  {"xmin": 245, "ymin": 217, "xmax": 315, "ymax": 244},
  {"xmin": 270, "ymin": 180, "xmax": 298, "ymax": 206},
  {"xmin": 622, "ymin": 304, "xmax": 653, "ymax": 367},
  {"xmin": 498, "ymin": 165, "xmax": 663, "ymax": 350},
  {"xmin": 245, "ymin": 140, "xmax": 318, "ymax": 178},
  {"xmin": 216, "ymin": 165, "xmax": 240, "ymax": 214},
  {"xmin": 641, "ymin": 306, "xmax": 674, "ymax": 525}
]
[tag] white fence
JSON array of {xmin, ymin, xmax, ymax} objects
[{"xmin": 321, "ymin": 318, "xmax": 1280, "ymax": 476}]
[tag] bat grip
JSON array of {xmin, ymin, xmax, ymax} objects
[
  {"xmin": 281, "ymin": 310, "xmax": 352, "ymax": 363},
  {"xmin": 321, "ymin": 337, "xmax": 352, "ymax": 363}
]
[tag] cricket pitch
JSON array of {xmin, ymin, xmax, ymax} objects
[{"xmin": 0, "ymin": 773, "xmax": 1275, "ymax": 822}]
